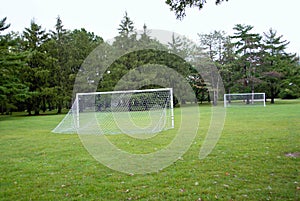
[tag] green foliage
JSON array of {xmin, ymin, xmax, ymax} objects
[
  {"xmin": 0, "ymin": 16, "xmax": 105, "ymax": 115},
  {"xmin": 0, "ymin": 17, "xmax": 10, "ymax": 32},
  {"xmin": 0, "ymin": 22, "xmax": 28, "ymax": 114},
  {"xmin": 279, "ymin": 84, "xmax": 300, "ymax": 99},
  {"xmin": 230, "ymin": 24, "xmax": 263, "ymax": 95},
  {"xmin": 99, "ymin": 49, "xmax": 191, "ymax": 93},
  {"xmin": 21, "ymin": 20, "xmax": 51, "ymax": 115},
  {"xmin": 261, "ymin": 28, "xmax": 299, "ymax": 103},
  {"xmin": 165, "ymin": 0, "xmax": 228, "ymax": 19},
  {"xmin": 1, "ymin": 13, "xmax": 299, "ymax": 116},
  {"xmin": 198, "ymin": 24, "xmax": 300, "ymax": 102},
  {"xmin": 118, "ymin": 11, "xmax": 135, "ymax": 36},
  {"xmin": 198, "ymin": 30, "xmax": 226, "ymax": 61}
]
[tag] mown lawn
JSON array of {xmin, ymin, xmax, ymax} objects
[{"xmin": 0, "ymin": 100, "xmax": 299, "ymax": 200}]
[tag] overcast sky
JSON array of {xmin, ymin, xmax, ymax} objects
[{"xmin": 1, "ymin": 0, "xmax": 299, "ymax": 54}]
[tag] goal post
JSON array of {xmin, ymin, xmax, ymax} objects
[
  {"xmin": 224, "ymin": 93, "xmax": 266, "ymax": 107},
  {"xmin": 52, "ymin": 88, "xmax": 174, "ymax": 135}
]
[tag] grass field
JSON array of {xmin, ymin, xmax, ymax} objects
[{"xmin": 0, "ymin": 100, "xmax": 299, "ymax": 200}]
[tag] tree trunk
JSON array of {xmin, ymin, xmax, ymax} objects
[
  {"xmin": 213, "ymin": 90, "xmax": 217, "ymax": 106},
  {"xmin": 34, "ymin": 107, "xmax": 40, "ymax": 115},
  {"xmin": 57, "ymin": 105, "xmax": 62, "ymax": 114},
  {"xmin": 42, "ymin": 98, "xmax": 46, "ymax": 113},
  {"xmin": 48, "ymin": 101, "xmax": 52, "ymax": 111},
  {"xmin": 27, "ymin": 104, "xmax": 32, "ymax": 115},
  {"xmin": 228, "ymin": 88, "xmax": 231, "ymax": 103},
  {"xmin": 57, "ymin": 99, "xmax": 63, "ymax": 114},
  {"xmin": 270, "ymin": 86, "xmax": 275, "ymax": 104}
]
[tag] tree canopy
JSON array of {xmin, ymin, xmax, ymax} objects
[
  {"xmin": 0, "ymin": 13, "xmax": 299, "ymax": 115},
  {"xmin": 165, "ymin": 0, "xmax": 228, "ymax": 19}
]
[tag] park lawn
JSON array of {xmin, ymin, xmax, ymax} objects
[{"xmin": 0, "ymin": 100, "xmax": 299, "ymax": 200}]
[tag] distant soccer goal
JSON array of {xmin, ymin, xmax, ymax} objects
[
  {"xmin": 224, "ymin": 93, "xmax": 266, "ymax": 107},
  {"xmin": 52, "ymin": 88, "xmax": 174, "ymax": 135}
]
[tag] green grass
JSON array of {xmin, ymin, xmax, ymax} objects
[{"xmin": 0, "ymin": 100, "xmax": 299, "ymax": 200}]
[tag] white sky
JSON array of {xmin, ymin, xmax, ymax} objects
[{"xmin": 1, "ymin": 0, "xmax": 299, "ymax": 54}]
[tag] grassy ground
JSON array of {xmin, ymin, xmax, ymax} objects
[{"xmin": 0, "ymin": 100, "xmax": 299, "ymax": 200}]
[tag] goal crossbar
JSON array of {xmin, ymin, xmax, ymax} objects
[{"xmin": 76, "ymin": 88, "xmax": 172, "ymax": 96}]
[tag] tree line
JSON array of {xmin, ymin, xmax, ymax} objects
[
  {"xmin": 0, "ymin": 13, "xmax": 299, "ymax": 115},
  {"xmin": 0, "ymin": 16, "xmax": 102, "ymax": 115}
]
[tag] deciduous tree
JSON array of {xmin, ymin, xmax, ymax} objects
[{"xmin": 165, "ymin": 0, "xmax": 228, "ymax": 19}]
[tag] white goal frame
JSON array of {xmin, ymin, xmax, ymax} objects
[
  {"xmin": 224, "ymin": 93, "xmax": 266, "ymax": 107},
  {"xmin": 73, "ymin": 88, "xmax": 174, "ymax": 133}
]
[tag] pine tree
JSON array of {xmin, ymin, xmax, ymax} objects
[
  {"xmin": 218, "ymin": 36, "xmax": 236, "ymax": 94},
  {"xmin": 49, "ymin": 16, "xmax": 70, "ymax": 113},
  {"xmin": 0, "ymin": 18, "xmax": 28, "ymax": 114},
  {"xmin": 118, "ymin": 11, "xmax": 135, "ymax": 37},
  {"xmin": 262, "ymin": 28, "xmax": 298, "ymax": 103},
  {"xmin": 168, "ymin": 33, "xmax": 183, "ymax": 56},
  {"xmin": 139, "ymin": 24, "xmax": 151, "ymax": 44},
  {"xmin": 0, "ymin": 17, "xmax": 10, "ymax": 31},
  {"xmin": 46, "ymin": 17, "xmax": 103, "ymax": 113},
  {"xmin": 22, "ymin": 19, "xmax": 50, "ymax": 115},
  {"xmin": 231, "ymin": 24, "xmax": 262, "ymax": 97},
  {"xmin": 114, "ymin": 12, "xmax": 137, "ymax": 51}
]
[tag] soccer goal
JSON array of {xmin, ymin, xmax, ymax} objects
[
  {"xmin": 224, "ymin": 93, "xmax": 266, "ymax": 107},
  {"xmin": 52, "ymin": 88, "xmax": 174, "ymax": 135}
]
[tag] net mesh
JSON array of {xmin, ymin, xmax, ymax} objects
[
  {"xmin": 52, "ymin": 88, "xmax": 173, "ymax": 135},
  {"xmin": 224, "ymin": 93, "xmax": 265, "ymax": 107},
  {"xmin": 51, "ymin": 100, "xmax": 77, "ymax": 134}
]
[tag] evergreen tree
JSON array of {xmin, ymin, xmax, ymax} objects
[
  {"xmin": 140, "ymin": 24, "xmax": 151, "ymax": 43},
  {"xmin": 114, "ymin": 12, "xmax": 137, "ymax": 51},
  {"xmin": 46, "ymin": 17, "xmax": 103, "ymax": 112},
  {"xmin": 67, "ymin": 28, "xmax": 103, "ymax": 94},
  {"xmin": 100, "ymin": 18, "xmax": 194, "ymax": 104},
  {"xmin": 168, "ymin": 33, "xmax": 183, "ymax": 56},
  {"xmin": 48, "ymin": 16, "xmax": 70, "ymax": 113},
  {"xmin": 230, "ymin": 24, "xmax": 263, "ymax": 97},
  {"xmin": 138, "ymin": 24, "xmax": 167, "ymax": 50},
  {"xmin": 0, "ymin": 18, "xmax": 28, "ymax": 114},
  {"xmin": 262, "ymin": 28, "xmax": 298, "ymax": 103},
  {"xmin": 22, "ymin": 19, "xmax": 51, "ymax": 115},
  {"xmin": 0, "ymin": 17, "xmax": 10, "ymax": 31},
  {"xmin": 218, "ymin": 36, "xmax": 236, "ymax": 94},
  {"xmin": 118, "ymin": 11, "xmax": 135, "ymax": 37}
]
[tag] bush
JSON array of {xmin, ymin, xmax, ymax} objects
[{"xmin": 279, "ymin": 87, "xmax": 300, "ymax": 99}]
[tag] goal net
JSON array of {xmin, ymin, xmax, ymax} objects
[
  {"xmin": 52, "ymin": 88, "xmax": 174, "ymax": 135},
  {"xmin": 224, "ymin": 93, "xmax": 266, "ymax": 107}
]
